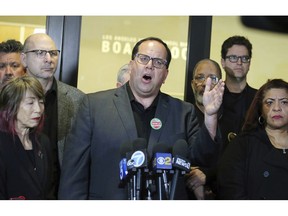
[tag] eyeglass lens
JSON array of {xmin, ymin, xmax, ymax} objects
[
  {"xmin": 194, "ymin": 75, "xmax": 219, "ymax": 84},
  {"xmin": 226, "ymin": 55, "xmax": 250, "ymax": 63},
  {"xmin": 136, "ymin": 54, "xmax": 166, "ymax": 69}
]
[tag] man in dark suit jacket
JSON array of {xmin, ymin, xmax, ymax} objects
[
  {"xmin": 21, "ymin": 33, "xmax": 85, "ymax": 198},
  {"xmin": 58, "ymin": 37, "xmax": 225, "ymax": 200},
  {"xmin": 56, "ymin": 79, "xmax": 85, "ymax": 166}
]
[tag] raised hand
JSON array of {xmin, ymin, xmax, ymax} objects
[{"xmin": 203, "ymin": 77, "xmax": 225, "ymax": 116}]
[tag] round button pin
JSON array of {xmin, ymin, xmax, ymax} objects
[{"xmin": 150, "ymin": 118, "xmax": 162, "ymax": 130}]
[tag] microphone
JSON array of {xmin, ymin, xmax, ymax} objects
[
  {"xmin": 169, "ymin": 139, "xmax": 191, "ymax": 200},
  {"xmin": 118, "ymin": 141, "xmax": 133, "ymax": 199},
  {"xmin": 119, "ymin": 141, "xmax": 133, "ymax": 185},
  {"xmin": 126, "ymin": 138, "xmax": 148, "ymax": 200},
  {"xmin": 152, "ymin": 143, "xmax": 172, "ymax": 200},
  {"xmin": 119, "ymin": 158, "xmax": 128, "ymax": 184}
]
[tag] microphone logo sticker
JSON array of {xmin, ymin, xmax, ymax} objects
[
  {"xmin": 131, "ymin": 150, "xmax": 145, "ymax": 167},
  {"xmin": 174, "ymin": 157, "xmax": 190, "ymax": 171},
  {"xmin": 153, "ymin": 153, "xmax": 172, "ymax": 170},
  {"xmin": 157, "ymin": 157, "xmax": 165, "ymax": 165},
  {"xmin": 119, "ymin": 158, "xmax": 128, "ymax": 180}
]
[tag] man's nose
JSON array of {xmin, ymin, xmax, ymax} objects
[{"xmin": 4, "ymin": 65, "xmax": 13, "ymax": 75}]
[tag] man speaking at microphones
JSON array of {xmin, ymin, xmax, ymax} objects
[{"xmin": 58, "ymin": 37, "xmax": 225, "ymax": 200}]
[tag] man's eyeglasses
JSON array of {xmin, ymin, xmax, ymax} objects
[
  {"xmin": 24, "ymin": 50, "xmax": 60, "ymax": 59},
  {"xmin": 225, "ymin": 55, "xmax": 250, "ymax": 63},
  {"xmin": 135, "ymin": 53, "xmax": 167, "ymax": 69},
  {"xmin": 194, "ymin": 74, "xmax": 219, "ymax": 85}
]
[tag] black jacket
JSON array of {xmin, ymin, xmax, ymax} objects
[
  {"xmin": 0, "ymin": 131, "xmax": 56, "ymax": 200},
  {"xmin": 217, "ymin": 128, "xmax": 288, "ymax": 200}
]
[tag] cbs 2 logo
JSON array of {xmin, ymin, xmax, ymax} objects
[{"xmin": 157, "ymin": 156, "xmax": 171, "ymax": 165}]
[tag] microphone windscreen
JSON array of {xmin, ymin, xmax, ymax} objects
[
  {"xmin": 132, "ymin": 138, "xmax": 147, "ymax": 151},
  {"xmin": 172, "ymin": 139, "xmax": 189, "ymax": 158},
  {"xmin": 120, "ymin": 141, "xmax": 133, "ymax": 158},
  {"xmin": 152, "ymin": 143, "xmax": 171, "ymax": 154}
]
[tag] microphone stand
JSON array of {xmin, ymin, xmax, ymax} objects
[
  {"xmin": 162, "ymin": 170, "xmax": 170, "ymax": 199},
  {"xmin": 132, "ymin": 170, "xmax": 137, "ymax": 200},
  {"xmin": 169, "ymin": 169, "xmax": 179, "ymax": 200},
  {"xmin": 157, "ymin": 175, "xmax": 163, "ymax": 200},
  {"xmin": 136, "ymin": 169, "xmax": 141, "ymax": 200}
]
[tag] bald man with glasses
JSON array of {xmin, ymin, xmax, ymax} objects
[{"xmin": 21, "ymin": 33, "xmax": 85, "ymax": 198}]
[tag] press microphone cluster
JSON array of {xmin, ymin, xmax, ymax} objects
[
  {"xmin": 119, "ymin": 138, "xmax": 149, "ymax": 200},
  {"xmin": 119, "ymin": 138, "xmax": 191, "ymax": 200}
]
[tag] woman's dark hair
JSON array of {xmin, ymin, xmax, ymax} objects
[
  {"xmin": 131, "ymin": 37, "xmax": 172, "ymax": 69},
  {"xmin": 0, "ymin": 75, "xmax": 45, "ymax": 135},
  {"xmin": 242, "ymin": 79, "xmax": 288, "ymax": 132}
]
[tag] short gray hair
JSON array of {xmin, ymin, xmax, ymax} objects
[{"xmin": 117, "ymin": 64, "xmax": 130, "ymax": 84}]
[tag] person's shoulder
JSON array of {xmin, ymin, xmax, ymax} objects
[
  {"xmin": 86, "ymin": 87, "xmax": 119, "ymax": 99},
  {"xmin": 57, "ymin": 80, "xmax": 84, "ymax": 95},
  {"xmin": 37, "ymin": 132, "xmax": 50, "ymax": 143},
  {"xmin": 246, "ymin": 83, "xmax": 258, "ymax": 92},
  {"xmin": 160, "ymin": 92, "xmax": 193, "ymax": 107},
  {"xmin": 233, "ymin": 128, "xmax": 266, "ymax": 147},
  {"xmin": 56, "ymin": 80, "xmax": 81, "ymax": 91},
  {"xmin": 0, "ymin": 131, "xmax": 11, "ymax": 147},
  {"xmin": 0, "ymin": 130, "xmax": 13, "ymax": 139}
]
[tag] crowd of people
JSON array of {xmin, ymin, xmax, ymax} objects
[{"xmin": 0, "ymin": 33, "xmax": 287, "ymax": 200}]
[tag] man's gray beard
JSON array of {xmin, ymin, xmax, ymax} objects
[{"xmin": 196, "ymin": 94, "xmax": 204, "ymax": 106}]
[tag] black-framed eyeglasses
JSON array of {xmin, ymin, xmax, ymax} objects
[
  {"xmin": 194, "ymin": 74, "xmax": 219, "ymax": 85},
  {"xmin": 24, "ymin": 50, "xmax": 60, "ymax": 59},
  {"xmin": 135, "ymin": 53, "xmax": 167, "ymax": 69},
  {"xmin": 225, "ymin": 55, "xmax": 250, "ymax": 63}
]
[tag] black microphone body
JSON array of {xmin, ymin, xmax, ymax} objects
[
  {"xmin": 170, "ymin": 139, "xmax": 191, "ymax": 200},
  {"xmin": 118, "ymin": 141, "xmax": 133, "ymax": 199},
  {"xmin": 126, "ymin": 138, "xmax": 148, "ymax": 200},
  {"xmin": 151, "ymin": 143, "xmax": 172, "ymax": 200}
]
